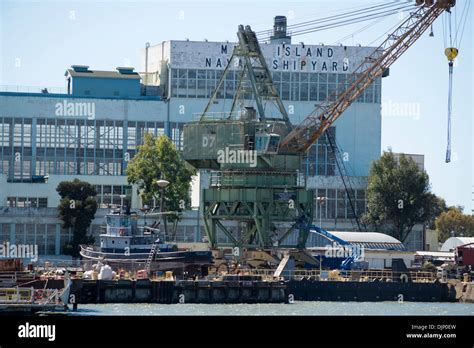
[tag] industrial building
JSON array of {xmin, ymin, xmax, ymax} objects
[
  {"xmin": 441, "ymin": 237, "xmax": 474, "ymax": 252},
  {"xmin": 0, "ymin": 16, "xmax": 425, "ymax": 256},
  {"xmin": 299, "ymin": 230, "xmax": 415, "ymax": 269}
]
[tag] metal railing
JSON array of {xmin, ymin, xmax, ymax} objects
[
  {"xmin": 0, "ymin": 287, "xmax": 34, "ymax": 303},
  {"xmin": 241, "ymin": 268, "xmax": 437, "ymax": 282},
  {"xmin": 192, "ymin": 111, "xmax": 242, "ymax": 121},
  {"xmin": 0, "ymin": 85, "xmax": 67, "ymax": 94},
  {"xmin": 209, "ymin": 170, "xmax": 303, "ymax": 188}
]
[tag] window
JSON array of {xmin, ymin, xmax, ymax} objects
[
  {"xmin": 328, "ymin": 83, "xmax": 337, "ymax": 102},
  {"xmin": 318, "ymin": 73, "xmax": 327, "ymax": 101},
  {"xmin": 365, "ymin": 83, "xmax": 374, "ymax": 103},
  {"xmin": 281, "ymin": 81, "xmax": 290, "ymax": 100},
  {"xmin": 327, "ymin": 189, "xmax": 336, "ymax": 219},
  {"xmin": 0, "ymin": 224, "xmax": 10, "ymax": 244},
  {"xmin": 7, "ymin": 197, "xmax": 48, "ymax": 208},
  {"xmin": 188, "ymin": 69, "xmax": 196, "ymax": 79},
  {"xmin": 0, "ymin": 121, "xmax": 11, "ymax": 146},
  {"xmin": 46, "ymin": 224, "xmax": 56, "ymax": 254},
  {"xmin": 309, "ymin": 83, "xmax": 318, "ymax": 101},
  {"xmin": 7, "ymin": 197, "xmax": 16, "ymax": 207},
  {"xmin": 38, "ymin": 198, "xmax": 48, "ymax": 208},
  {"xmin": 336, "ymin": 190, "xmax": 346, "ymax": 219},
  {"xmin": 315, "ymin": 189, "xmax": 327, "ymax": 219},
  {"xmin": 291, "ymin": 80, "xmax": 300, "ymax": 101}
]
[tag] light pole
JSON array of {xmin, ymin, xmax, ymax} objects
[
  {"xmin": 143, "ymin": 204, "xmax": 149, "ymax": 226},
  {"xmin": 119, "ymin": 194, "xmax": 126, "ymax": 211},
  {"xmin": 156, "ymin": 179, "xmax": 170, "ymax": 241},
  {"xmin": 316, "ymin": 196, "xmax": 327, "ymax": 228}
]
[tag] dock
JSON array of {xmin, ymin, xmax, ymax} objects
[{"xmin": 64, "ymin": 270, "xmax": 457, "ymax": 304}]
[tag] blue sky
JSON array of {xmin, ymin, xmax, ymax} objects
[{"xmin": 1, "ymin": 0, "xmax": 472, "ymax": 211}]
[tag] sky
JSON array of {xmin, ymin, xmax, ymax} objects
[{"xmin": 0, "ymin": 0, "xmax": 473, "ymax": 211}]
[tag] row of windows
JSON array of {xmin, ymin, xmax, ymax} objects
[
  {"xmin": 0, "ymin": 223, "xmax": 65, "ymax": 255},
  {"xmin": 6, "ymin": 197, "xmax": 48, "ymax": 208},
  {"xmin": 94, "ymin": 185, "xmax": 132, "ymax": 209},
  {"xmin": 0, "ymin": 118, "xmax": 168, "ymax": 150},
  {"xmin": 0, "ymin": 158, "xmax": 125, "ymax": 178},
  {"xmin": 3, "ymin": 187, "xmax": 130, "ymax": 209},
  {"xmin": 0, "ymin": 119, "xmax": 340, "ymax": 180},
  {"xmin": 0, "ymin": 222, "xmax": 205, "ymax": 255},
  {"xmin": 0, "ymin": 118, "xmax": 183, "ymax": 179},
  {"xmin": 301, "ymin": 128, "xmax": 336, "ymax": 176},
  {"xmin": 315, "ymin": 188, "xmax": 367, "ymax": 220},
  {"xmin": 169, "ymin": 68, "xmax": 381, "ymax": 103},
  {"xmin": 0, "ymin": 146, "xmax": 333, "ymax": 179}
]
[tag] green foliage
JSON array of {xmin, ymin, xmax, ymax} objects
[
  {"xmin": 57, "ymin": 179, "xmax": 98, "ymax": 257},
  {"xmin": 362, "ymin": 150, "xmax": 439, "ymax": 242},
  {"xmin": 435, "ymin": 206, "xmax": 474, "ymax": 242},
  {"xmin": 426, "ymin": 195, "xmax": 448, "ymax": 230},
  {"xmin": 125, "ymin": 133, "xmax": 196, "ymax": 223}
]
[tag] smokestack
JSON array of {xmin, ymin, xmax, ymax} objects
[{"xmin": 270, "ymin": 16, "xmax": 291, "ymax": 44}]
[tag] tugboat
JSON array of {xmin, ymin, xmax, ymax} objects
[{"xmin": 79, "ymin": 206, "xmax": 212, "ymax": 276}]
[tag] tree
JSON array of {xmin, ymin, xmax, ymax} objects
[
  {"xmin": 435, "ymin": 206, "xmax": 474, "ymax": 243},
  {"xmin": 362, "ymin": 150, "xmax": 439, "ymax": 242},
  {"xmin": 426, "ymin": 194, "xmax": 448, "ymax": 229},
  {"xmin": 125, "ymin": 133, "xmax": 196, "ymax": 237},
  {"xmin": 57, "ymin": 179, "xmax": 98, "ymax": 257}
]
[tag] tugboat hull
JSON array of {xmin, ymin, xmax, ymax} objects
[{"xmin": 80, "ymin": 245, "xmax": 212, "ymax": 272}]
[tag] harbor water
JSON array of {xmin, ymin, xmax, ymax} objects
[{"xmin": 73, "ymin": 302, "xmax": 474, "ymax": 316}]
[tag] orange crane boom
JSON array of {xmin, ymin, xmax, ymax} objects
[{"xmin": 280, "ymin": 0, "xmax": 456, "ymax": 154}]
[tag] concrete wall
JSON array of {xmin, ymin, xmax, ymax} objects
[{"xmin": 0, "ymin": 93, "xmax": 166, "ymax": 122}]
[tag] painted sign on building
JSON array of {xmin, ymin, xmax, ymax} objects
[{"xmin": 169, "ymin": 41, "xmax": 375, "ymax": 73}]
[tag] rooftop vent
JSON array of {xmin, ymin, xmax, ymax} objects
[
  {"xmin": 116, "ymin": 67, "xmax": 136, "ymax": 74},
  {"xmin": 71, "ymin": 65, "xmax": 90, "ymax": 72}
]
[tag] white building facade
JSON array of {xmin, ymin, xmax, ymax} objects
[{"xmin": 0, "ymin": 21, "xmax": 427, "ymax": 255}]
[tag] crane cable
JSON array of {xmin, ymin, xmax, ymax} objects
[
  {"xmin": 445, "ymin": 55, "xmax": 454, "ymax": 163},
  {"xmin": 256, "ymin": 3, "xmax": 415, "ymax": 41},
  {"xmin": 255, "ymin": 1, "xmax": 402, "ymax": 35},
  {"xmin": 444, "ymin": 11, "xmax": 455, "ymax": 163},
  {"xmin": 444, "ymin": 0, "xmax": 471, "ymax": 163}
]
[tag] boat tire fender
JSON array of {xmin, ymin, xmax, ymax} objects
[{"xmin": 400, "ymin": 273, "xmax": 409, "ymax": 283}]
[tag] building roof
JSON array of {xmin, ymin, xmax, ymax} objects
[
  {"xmin": 305, "ymin": 230, "xmax": 405, "ymax": 251},
  {"xmin": 415, "ymin": 251, "xmax": 454, "ymax": 257},
  {"xmin": 441, "ymin": 237, "xmax": 474, "ymax": 252},
  {"xmin": 329, "ymin": 231, "xmax": 402, "ymax": 244},
  {"xmin": 65, "ymin": 67, "xmax": 141, "ymax": 80}
]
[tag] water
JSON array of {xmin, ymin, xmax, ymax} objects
[{"xmin": 73, "ymin": 302, "xmax": 474, "ymax": 316}]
